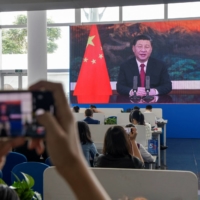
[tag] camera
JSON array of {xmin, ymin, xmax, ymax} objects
[{"xmin": 0, "ymin": 90, "xmax": 55, "ymax": 138}]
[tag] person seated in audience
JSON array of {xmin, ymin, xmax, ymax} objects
[
  {"xmin": 0, "ymin": 184, "xmax": 19, "ymax": 200},
  {"xmin": 77, "ymin": 121, "xmax": 99, "ymax": 166},
  {"xmin": 90, "ymin": 105, "xmax": 103, "ymax": 113},
  {"xmin": 125, "ymin": 124, "xmax": 154, "ymax": 163},
  {"xmin": 73, "ymin": 106, "xmax": 80, "ymax": 113},
  {"xmin": 133, "ymin": 106, "xmax": 140, "ymax": 111},
  {"xmin": 83, "ymin": 109, "xmax": 100, "ymax": 124},
  {"xmin": 144, "ymin": 105, "xmax": 152, "ymax": 113},
  {"xmin": 129, "ymin": 110, "xmax": 151, "ymax": 147},
  {"xmin": 94, "ymin": 125, "xmax": 144, "ymax": 169},
  {"xmin": 0, "ymin": 81, "xmax": 110, "ymax": 200}
]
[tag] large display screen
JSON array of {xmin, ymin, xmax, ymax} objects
[{"xmin": 70, "ymin": 20, "xmax": 200, "ymax": 104}]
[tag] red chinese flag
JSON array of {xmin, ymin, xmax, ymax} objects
[{"xmin": 73, "ymin": 25, "xmax": 112, "ymax": 103}]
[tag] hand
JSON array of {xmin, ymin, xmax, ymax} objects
[
  {"xmin": 129, "ymin": 87, "xmax": 146, "ymax": 97},
  {"xmin": 149, "ymin": 88, "xmax": 157, "ymax": 96},
  {"xmin": 136, "ymin": 87, "xmax": 146, "ymax": 96},
  {"xmin": 129, "ymin": 127, "xmax": 137, "ymax": 141},
  {"xmin": 30, "ymin": 81, "xmax": 111, "ymax": 200},
  {"xmin": 29, "ymin": 81, "xmax": 85, "ymax": 173}
]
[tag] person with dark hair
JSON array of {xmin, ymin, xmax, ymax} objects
[
  {"xmin": 90, "ymin": 105, "xmax": 103, "ymax": 113},
  {"xmin": 116, "ymin": 34, "xmax": 172, "ymax": 97},
  {"xmin": 129, "ymin": 110, "xmax": 151, "ymax": 147},
  {"xmin": 77, "ymin": 121, "xmax": 98, "ymax": 166},
  {"xmin": 144, "ymin": 105, "xmax": 152, "ymax": 113},
  {"xmin": 125, "ymin": 124, "xmax": 154, "ymax": 163},
  {"xmin": 83, "ymin": 109, "xmax": 100, "ymax": 124},
  {"xmin": 0, "ymin": 185, "xmax": 19, "ymax": 200},
  {"xmin": 133, "ymin": 106, "xmax": 140, "ymax": 111},
  {"xmin": 73, "ymin": 106, "xmax": 80, "ymax": 113},
  {"xmin": 94, "ymin": 126, "xmax": 144, "ymax": 169}
]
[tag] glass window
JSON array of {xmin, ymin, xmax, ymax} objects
[
  {"xmin": 2, "ymin": 28, "xmax": 27, "ymax": 70},
  {"xmin": 168, "ymin": 2, "xmax": 200, "ymax": 18},
  {"xmin": 81, "ymin": 7, "xmax": 119, "ymax": 22},
  {"xmin": 47, "ymin": 26, "xmax": 69, "ymax": 69},
  {"xmin": 0, "ymin": 11, "xmax": 27, "ymax": 25},
  {"xmin": 22, "ymin": 76, "xmax": 28, "ymax": 89},
  {"xmin": 123, "ymin": 4, "xmax": 164, "ymax": 21},
  {"xmin": 47, "ymin": 9, "xmax": 75, "ymax": 23},
  {"xmin": 3, "ymin": 76, "xmax": 19, "ymax": 90},
  {"xmin": 47, "ymin": 73, "xmax": 69, "ymax": 95}
]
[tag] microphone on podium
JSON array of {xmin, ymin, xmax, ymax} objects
[
  {"xmin": 143, "ymin": 76, "xmax": 154, "ymax": 102},
  {"xmin": 130, "ymin": 76, "xmax": 141, "ymax": 102}
]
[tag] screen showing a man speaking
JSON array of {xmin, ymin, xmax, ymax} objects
[{"xmin": 70, "ymin": 20, "xmax": 200, "ymax": 104}]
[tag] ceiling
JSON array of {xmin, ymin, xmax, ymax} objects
[{"xmin": 0, "ymin": 0, "xmax": 199, "ymax": 12}]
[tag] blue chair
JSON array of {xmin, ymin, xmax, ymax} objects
[
  {"xmin": 45, "ymin": 157, "xmax": 53, "ymax": 166},
  {"xmin": 2, "ymin": 152, "xmax": 27, "ymax": 185},
  {"xmin": 0, "ymin": 170, "xmax": 3, "ymax": 179},
  {"xmin": 11, "ymin": 162, "xmax": 49, "ymax": 197}
]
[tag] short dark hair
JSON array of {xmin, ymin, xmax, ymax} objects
[
  {"xmin": 125, "ymin": 124, "xmax": 135, "ymax": 128},
  {"xmin": 133, "ymin": 106, "xmax": 140, "ymax": 111},
  {"xmin": 73, "ymin": 106, "xmax": 80, "ymax": 113},
  {"xmin": 0, "ymin": 185, "xmax": 19, "ymax": 200},
  {"xmin": 146, "ymin": 105, "xmax": 152, "ymax": 110},
  {"xmin": 131, "ymin": 34, "xmax": 152, "ymax": 47},
  {"xmin": 77, "ymin": 121, "xmax": 93, "ymax": 144},
  {"xmin": 90, "ymin": 105, "xmax": 96, "ymax": 109},
  {"xmin": 103, "ymin": 126, "xmax": 131, "ymax": 157},
  {"xmin": 85, "ymin": 109, "xmax": 93, "ymax": 117},
  {"xmin": 129, "ymin": 110, "xmax": 145, "ymax": 125}
]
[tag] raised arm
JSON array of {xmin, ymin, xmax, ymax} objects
[
  {"xmin": 30, "ymin": 81, "xmax": 111, "ymax": 200},
  {"xmin": 129, "ymin": 127, "xmax": 144, "ymax": 163}
]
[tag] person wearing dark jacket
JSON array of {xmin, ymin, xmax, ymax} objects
[
  {"xmin": 116, "ymin": 34, "xmax": 172, "ymax": 97},
  {"xmin": 83, "ymin": 109, "xmax": 100, "ymax": 124},
  {"xmin": 94, "ymin": 126, "xmax": 144, "ymax": 169}
]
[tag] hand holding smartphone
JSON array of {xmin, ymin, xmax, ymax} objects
[
  {"xmin": 0, "ymin": 90, "xmax": 55, "ymax": 139},
  {"xmin": 124, "ymin": 127, "xmax": 131, "ymax": 134}
]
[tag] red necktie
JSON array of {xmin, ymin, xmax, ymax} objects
[{"xmin": 140, "ymin": 64, "xmax": 145, "ymax": 87}]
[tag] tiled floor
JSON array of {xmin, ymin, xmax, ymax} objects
[{"xmin": 167, "ymin": 138, "xmax": 200, "ymax": 199}]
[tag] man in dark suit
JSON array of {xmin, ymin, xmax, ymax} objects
[
  {"xmin": 116, "ymin": 34, "xmax": 172, "ymax": 97},
  {"xmin": 83, "ymin": 109, "xmax": 100, "ymax": 124}
]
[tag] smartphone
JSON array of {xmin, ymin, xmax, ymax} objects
[
  {"xmin": 124, "ymin": 127, "xmax": 131, "ymax": 134},
  {"xmin": 0, "ymin": 91, "xmax": 55, "ymax": 138}
]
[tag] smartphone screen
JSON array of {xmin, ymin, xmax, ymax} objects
[
  {"xmin": 124, "ymin": 127, "xmax": 131, "ymax": 134},
  {"xmin": 0, "ymin": 91, "xmax": 54, "ymax": 138}
]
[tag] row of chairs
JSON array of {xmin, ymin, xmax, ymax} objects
[
  {"xmin": 77, "ymin": 108, "xmax": 163, "ymax": 118},
  {"xmin": 44, "ymin": 167, "xmax": 198, "ymax": 200},
  {"xmin": 73, "ymin": 112, "xmax": 158, "ymax": 126},
  {"xmin": 2, "ymin": 152, "xmax": 198, "ymax": 200},
  {"xmin": 1, "ymin": 152, "xmax": 52, "ymax": 197}
]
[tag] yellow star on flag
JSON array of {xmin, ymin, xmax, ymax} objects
[
  {"xmin": 99, "ymin": 54, "xmax": 103, "ymax": 59},
  {"xmin": 91, "ymin": 59, "xmax": 96, "ymax": 64},
  {"xmin": 87, "ymin": 35, "xmax": 95, "ymax": 47},
  {"xmin": 83, "ymin": 58, "xmax": 88, "ymax": 62}
]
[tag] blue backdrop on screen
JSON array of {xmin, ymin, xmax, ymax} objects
[{"xmin": 70, "ymin": 20, "xmax": 200, "ymax": 104}]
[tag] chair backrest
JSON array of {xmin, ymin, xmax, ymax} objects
[
  {"xmin": 116, "ymin": 113, "xmax": 130, "ymax": 125},
  {"xmin": 88, "ymin": 125, "xmax": 112, "ymax": 149},
  {"xmin": 44, "ymin": 167, "xmax": 198, "ymax": 200},
  {"xmin": 0, "ymin": 170, "xmax": 3, "ymax": 179},
  {"xmin": 140, "ymin": 108, "xmax": 163, "ymax": 118},
  {"xmin": 134, "ymin": 125, "xmax": 147, "ymax": 147},
  {"xmin": 45, "ymin": 157, "xmax": 53, "ymax": 166},
  {"xmin": 2, "ymin": 152, "xmax": 27, "ymax": 185},
  {"xmin": 11, "ymin": 162, "xmax": 49, "ymax": 198},
  {"xmin": 143, "ymin": 112, "xmax": 157, "ymax": 126},
  {"xmin": 79, "ymin": 108, "xmax": 123, "ymax": 115},
  {"xmin": 73, "ymin": 113, "xmax": 105, "ymax": 124},
  {"xmin": 89, "ymin": 124, "xmax": 147, "ymax": 149}
]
